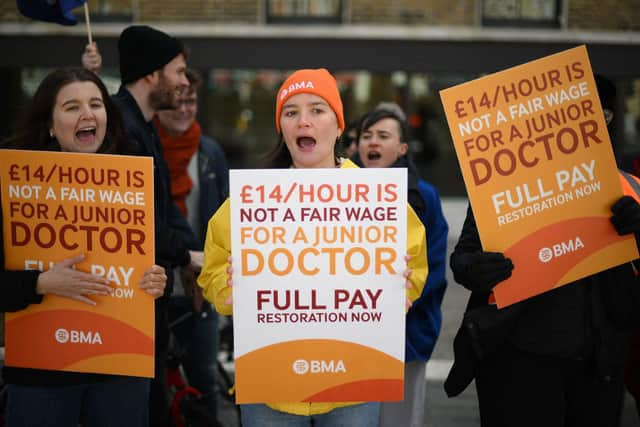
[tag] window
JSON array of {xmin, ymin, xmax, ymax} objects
[
  {"xmin": 482, "ymin": 0, "xmax": 561, "ymax": 28},
  {"xmin": 266, "ymin": 0, "xmax": 342, "ymax": 24}
]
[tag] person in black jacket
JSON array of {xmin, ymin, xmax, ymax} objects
[
  {"xmin": 0, "ymin": 67, "xmax": 167, "ymax": 426},
  {"xmin": 111, "ymin": 25, "xmax": 203, "ymax": 427},
  {"xmin": 447, "ymin": 198, "xmax": 640, "ymax": 426},
  {"xmin": 446, "ymin": 73, "xmax": 640, "ymax": 427},
  {"xmin": 448, "ymin": 181, "xmax": 640, "ymax": 426}
]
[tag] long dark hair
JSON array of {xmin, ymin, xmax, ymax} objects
[
  {"xmin": 1, "ymin": 68, "xmax": 127, "ymax": 154},
  {"xmin": 264, "ymin": 135, "xmax": 293, "ymax": 169}
]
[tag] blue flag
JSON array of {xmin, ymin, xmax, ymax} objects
[{"xmin": 16, "ymin": 0, "xmax": 87, "ymax": 26}]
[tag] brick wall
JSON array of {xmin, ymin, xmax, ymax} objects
[
  {"xmin": 568, "ymin": 0, "xmax": 640, "ymax": 31},
  {"xmin": 2, "ymin": 0, "xmax": 640, "ymax": 31},
  {"xmin": 138, "ymin": 0, "xmax": 258, "ymax": 23},
  {"xmin": 350, "ymin": 0, "xmax": 475, "ymax": 26},
  {"xmin": 89, "ymin": 0, "xmax": 132, "ymax": 15},
  {"xmin": 0, "ymin": 2, "xmax": 27, "ymax": 23}
]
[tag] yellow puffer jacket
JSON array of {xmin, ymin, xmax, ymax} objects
[{"xmin": 197, "ymin": 159, "xmax": 428, "ymax": 416}]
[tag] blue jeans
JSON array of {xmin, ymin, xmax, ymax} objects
[
  {"xmin": 240, "ymin": 402, "xmax": 381, "ymax": 427},
  {"xmin": 6, "ymin": 377, "xmax": 149, "ymax": 427}
]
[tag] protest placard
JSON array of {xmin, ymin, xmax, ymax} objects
[
  {"xmin": 440, "ymin": 45, "xmax": 638, "ymax": 307},
  {"xmin": 230, "ymin": 168, "xmax": 407, "ymax": 403},
  {"xmin": 0, "ymin": 150, "xmax": 155, "ymax": 377}
]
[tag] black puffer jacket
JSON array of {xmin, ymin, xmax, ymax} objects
[
  {"xmin": 446, "ymin": 204, "xmax": 639, "ymax": 396},
  {"xmin": 112, "ymin": 86, "xmax": 192, "ymax": 297}
]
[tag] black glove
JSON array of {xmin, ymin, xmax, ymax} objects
[
  {"xmin": 611, "ymin": 195, "xmax": 640, "ymax": 236},
  {"xmin": 450, "ymin": 251, "xmax": 514, "ymax": 293}
]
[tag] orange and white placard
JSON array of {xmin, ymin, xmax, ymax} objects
[
  {"xmin": 1, "ymin": 150, "xmax": 155, "ymax": 377},
  {"xmin": 440, "ymin": 45, "xmax": 638, "ymax": 308},
  {"xmin": 230, "ymin": 168, "xmax": 407, "ymax": 403}
]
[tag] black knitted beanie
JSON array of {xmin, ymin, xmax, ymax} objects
[{"xmin": 118, "ymin": 25, "xmax": 184, "ymax": 84}]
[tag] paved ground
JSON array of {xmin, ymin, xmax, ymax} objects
[{"xmin": 424, "ymin": 197, "xmax": 482, "ymax": 426}]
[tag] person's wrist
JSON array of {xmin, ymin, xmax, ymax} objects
[{"xmin": 35, "ymin": 272, "xmax": 48, "ymax": 295}]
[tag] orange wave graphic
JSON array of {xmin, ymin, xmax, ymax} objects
[
  {"xmin": 235, "ymin": 339, "xmax": 403, "ymax": 403},
  {"xmin": 556, "ymin": 239, "xmax": 636, "ymax": 284},
  {"xmin": 5, "ymin": 309, "xmax": 153, "ymax": 375},
  {"xmin": 303, "ymin": 379, "xmax": 403, "ymax": 401},
  {"xmin": 493, "ymin": 216, "xmax": 637, "ymax": 307},
  {"xmin": 66, "ymin": 354, "xmax": 154, "ymax": 377}
]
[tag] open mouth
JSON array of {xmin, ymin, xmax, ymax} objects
[
  {"xmin": 367, "ymin": 151, "xmax": 382, "ymax": 161},
  {"xmin": 297, "ymin": 136, "xmax": 316, "ymax": 150},
  {"xmin": 76, "ymin": 126, "xmax": 97, "ymax": 144}
]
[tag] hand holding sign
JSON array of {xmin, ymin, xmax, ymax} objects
[
  {"xmin": 189, "ymin": 250, "xmax": 204, "ymax": 270},
  {"xmin": 451, "ymin": 251, "xmax": 514, "ymax": 293},
  {"xmin": 440, "ymin": 46, "xmax": 638, "ymax": 307},
  {"xmin": 1, "ymin": 150, "xmax": 156, "ymax": 377},
  {"xmin": 224, "ymin": 255, "xmax": 234, "ymax": 306},
  {"xmin": 403, "ymin": 254, "xmax": 414, "ymax": 310},
  {"xmin": 36, "ymin": 253, "xmax": 111, "ymax": 306},
  {"xmin": 81, "ymin": 42, "xmax": 102, "ymax": 74},
  {"xmin": 610, "ymin": 196, "xmax": 640, "ymax": 237},
  {"xmin": 138, "ymin": 265, "xmax": 167, "ymax": 298}
]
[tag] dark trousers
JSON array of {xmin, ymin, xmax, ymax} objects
[
  {"xmin": 7, "ymin": 377, "xmax": 149, "ymax": 427},
  {"xmin": 169, "ymin": 296, "xmax": 219, "ymax": 420},
  {"xmin": 150, "ymin": 297, "xmax": 170, "ymax": 427},
  {"xmin": 476, "ymin": 343, "xmax": 624, "ymax": 427}
]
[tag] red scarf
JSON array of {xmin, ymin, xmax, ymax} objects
[{"xmin": 155, "ymin": 119, "xmax": 201, "ymax": 216}]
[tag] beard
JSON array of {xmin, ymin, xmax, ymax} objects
[{"xmin": 149, "ymin": 76, "xmax": 180, "ymax": 111}]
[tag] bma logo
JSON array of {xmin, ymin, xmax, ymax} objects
[
  {"xmin": 55, "ymin": 328, "xmax": 70, "ymax": 343},
  {"xmin": 292, "ymin": 359, "xmax": 346, "ymax": 375},
  {"xmin": 54, "ymin": 328, "xmax": 103, "ymax": 345},
  {"xmin": 293, "ymin": 359, "xmax": 309, "ymax": 375},
  {"xmin": 538, "ymin": 236, "xmax": 585, "ymax": 263},
  {"xmin": 279, "ymin": 81, "xmax": 315, "ymax": 100}
]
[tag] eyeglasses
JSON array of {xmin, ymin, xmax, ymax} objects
[{"xmin": 176, "ymin": 98, "xmax": 197, "ymax": 109}]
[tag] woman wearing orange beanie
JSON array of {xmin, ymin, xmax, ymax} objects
[{"xmin": 197, "ymin": 68, "xmax": 428, "ymax": 426}]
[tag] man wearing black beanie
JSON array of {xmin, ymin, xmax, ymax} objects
[{"xmin": 112, "ymin": 25, "xmax": 203, "ymax": 427}]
